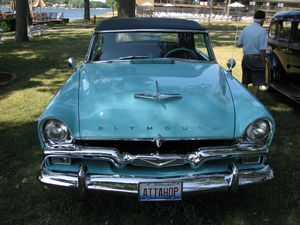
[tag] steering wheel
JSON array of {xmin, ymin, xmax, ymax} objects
[{"xmin": 164, "ymin": 47, "xmax": 199, "ymax": 60}]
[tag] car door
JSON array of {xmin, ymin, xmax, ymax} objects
[
  {"xmin": 287, "ymin": 21, "xmax": 300, "ymax": 83},
  {"xmin": 275, "ymin": 20, "xmax": 292, "ymax": 75}
]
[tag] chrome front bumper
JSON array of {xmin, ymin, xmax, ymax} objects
[{"xmin": 39, "ymin": 163, "xmax": 274, "ymax": 194}]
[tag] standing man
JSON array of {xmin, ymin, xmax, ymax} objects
[{"xmin": 237, "ymin": 10, "xmax": 267, "ymax": 96}]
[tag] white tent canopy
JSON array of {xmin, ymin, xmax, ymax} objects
[
  {"xmin": 163, "ymin": 3, "xmax": 174, "ymax": 7},
  {"xmin": 142, "ymin": 2, "xmax": 154, "ymax": 7},
  {"xmin": 228, "ymin": 2, "xmax": 245, "ymax": 8}
]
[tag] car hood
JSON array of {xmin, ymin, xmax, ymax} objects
[{"xmin": 78, "ymin": 61, "xmax": 235, "ymax": 139}]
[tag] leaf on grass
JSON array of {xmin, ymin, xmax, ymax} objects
[{"xmin": 22, "ymin": 178, "xmax": 28, "ymax": 184}]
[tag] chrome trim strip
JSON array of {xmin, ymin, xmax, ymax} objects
[
  {"xmin": 75, "ymin": 137, "xmax": 236, "ymax": 141},
  {"xmin": 44, "ymin": 137, "xmax": 239, "ymax": 149},
  {"xmin": 89, "ymin": 58, "xmax": 215, "ymax": 64},
  {"xmin": 78, "ymin": 164, "xmax": 87, "ymax": 193},
  {"xmin": 86, "ymin": 33, "xmax": 97, "ymax": 62},
  {"xmin": 228, "ymin": 163, "xmax": 239, "ymax": 192},
  {"xmin": 45, "ymin": 143, "xmax": 79, "ymax": 151},
  {"xmin": 270, "ymin": 83, "xmax": 300, "ymax": 104},
  {"xmin": 96, "ymin": 29, "xmax": 208, "ymax": 34},
  {"xmin": 44, "ymin": 143, "xmax": 269, "ymax": 169},
  {"xmin": 39, "ymin": 163, "xmax": 274, "ymax": 194}
]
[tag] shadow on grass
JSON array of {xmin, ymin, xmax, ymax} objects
[
  {"xmin": 2, "ymin": 182, "xmax": 297, "ymax": 225},
  {"xmin": 204, "ymin": 23, "xmax": 248, "ymax": 31},
  {"xmin": 0, "ymin": 101, "xmax": 300, "ymax": 225},
  {"xmin": 0, "ymin": 29, "xmax": 91, "ymax": 100},
  {"xmin": 210, "ymin": 30, "xmax": 239, "ymax": 47}
]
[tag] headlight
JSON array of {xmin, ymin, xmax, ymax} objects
[
  {"xmin": 43, "ymin": 120, "xmax": 69, "ymax": 144},
  {"xmin": 245, "ymin": 119, "xmax": 271, "ymax": 143}
]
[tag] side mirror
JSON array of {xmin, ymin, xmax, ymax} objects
[
  {"xmin": 68, "ymin": 58, "xmax": 77, "ymax": 72},
  {"xmin": 226, "ymin": 58, "xmax": 236, "ymax": 72}
]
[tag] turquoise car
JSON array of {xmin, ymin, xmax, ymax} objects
[{"xmin": 38, "ymin": 18, "xmax": 275, "ymax": 201}]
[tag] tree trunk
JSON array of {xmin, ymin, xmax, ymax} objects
[
  {"xmin": 118, "ymin": 0, "xmax": 135, "ymax": 17},
  {"xmin": 26, "ymin": 0, "xmax": 32, "ymax": 26},
  {"xmin": 208, "ymin": 0, "xmax": 213, "ymax": 23},
  {"xmin": 226, "ymin": 0, "xmax": 231, "ymax": 22},
  {"xmin": 84, "ymin": 0, "xmax": 90, "ymax": 21},
  {"xmin": 15, "ymin": 0, "xmax": 29, "ymax": 42}
]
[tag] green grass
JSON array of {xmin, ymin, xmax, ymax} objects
[{"xmin": 0, "ymin": 21, "xmax": 300, "ymax": 225}]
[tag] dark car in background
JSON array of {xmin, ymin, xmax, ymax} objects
[{"xmin": 267, "ymin": 10, "xmax": 300, "ymax": 103}]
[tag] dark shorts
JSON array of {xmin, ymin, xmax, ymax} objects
[{"xmin": 242, "ymin": 55, "xmax": 266, "ymax": 86}]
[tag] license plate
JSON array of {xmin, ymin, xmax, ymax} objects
[{"xmin": 138, "ymin": 181, "xmax": 182, "ymax": 201}]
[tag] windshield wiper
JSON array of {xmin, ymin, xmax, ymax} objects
[
  {"xmin": 98, "ymin": 56, "xmax": 149, "ymax": 63},
  {"xmin": 117, "ymin": 55, "xmax": 149, "ymax": 60}
]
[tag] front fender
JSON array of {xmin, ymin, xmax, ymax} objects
[
  {"xmin": 224, "ymin": 72, "xmax": 275, "ymax": 145},
  {"xmin": 37, "ymin": 71, "xmax": 81, "ymax": 148}
]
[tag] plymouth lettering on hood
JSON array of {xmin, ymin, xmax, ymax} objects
[{"xmin": 97, "ymin": 125, "xmax": 220, "ymax": 131}]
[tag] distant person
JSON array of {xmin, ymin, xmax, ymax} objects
[
  {"xmin": 0, "ymin": 28, "xmax": 3, "ymax": 44},
  {"xmin": 237, "ymin": 10, "xmax": 267, "ymax": 96},
  {"xmin": 93, "ymin": 15, "xmax": 96, "ymax": 25}
]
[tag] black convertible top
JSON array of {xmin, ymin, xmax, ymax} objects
[
  {"xmin": 95, "ymin": 17, "xmax": 206, "ymax": 31},
  {"xmin": 272, "ymin": 10, "xmax": 300, "ymax": 21}
]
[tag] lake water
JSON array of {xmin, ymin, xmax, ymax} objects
[{"xmin": 0, "ymin": 7, "xmax": 112, "ymax": 21}]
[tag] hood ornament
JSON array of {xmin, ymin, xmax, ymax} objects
[
  {"xmin": 140, "ymin": 159, "xmax": 178, "ymax": 167},
  {"xmin": 135, "ymin": 80, "xmax": 181, "ymax": 101},
  {"xmin": 154, "ymin": 134, "xmax": 163, "ymax": 148}
]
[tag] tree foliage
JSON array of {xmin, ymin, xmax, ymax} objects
[{"xmin": 106, "ymin": 0, "xmax": 118, "ymax": 9}]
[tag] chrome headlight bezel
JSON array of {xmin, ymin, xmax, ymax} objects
[
  {"xmin": 244, "ymin": 119, "xmax": 273, "ymax": 143},
  {"xmin": 42, "ymin": 119, "xmax": 72, "ymax": 145}
]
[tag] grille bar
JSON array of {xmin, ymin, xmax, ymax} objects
[{"xmin": 75, "ymin": 139, "xmax": 238, "ymax": 155}]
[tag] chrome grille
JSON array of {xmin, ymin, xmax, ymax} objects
[{"xmin": 75, "ymin": 139, "xmax": 237, "ymax": 155}]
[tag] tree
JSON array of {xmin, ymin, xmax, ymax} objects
[
  {"xmin": 84, "ymin": 0, "xmax": 90, "ymax": 21},
  {"xmin": 106, "ymin": 0, "xmax": 118, "ymax": 16},
  {"xmin": 15, "ymin": 0, "xmax": 29, "ymax": 42},
  {"xmin": 118, "ymin": 0, "xmax": 135, "ymax": 17},
  {"xmin": 208, "ymin": 0, "xmax": 213, "ymax": 22}
]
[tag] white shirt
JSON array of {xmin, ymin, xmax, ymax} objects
[{"xmin": 237, "ymin": 22, "xmax": 267, "ymax": 54}]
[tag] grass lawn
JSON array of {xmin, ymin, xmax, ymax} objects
[{"xmin": 0, "ymin": 20, "xmax": 300, "ymax": 225}]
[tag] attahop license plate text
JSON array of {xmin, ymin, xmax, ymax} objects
[{"xmin": 139, "ymin": 182, "xmax": 182, "ymax": 201}]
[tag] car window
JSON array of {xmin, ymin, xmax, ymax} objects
[
  {"xmin": 90, "ymin": 32, "xmax": 212, "ymax": 62},
  {"xmin": 269, "ymin": 22, "xmax": 276, "ymax": 38},
  {"xmin": 296, "ymin": 23, "xmax": 300, "ymax": 43},
  {"xmin": 115, "ymin": 32, "xmax": 178, "ymax": 43},
  {"xmin": 194, "ymin": 33, "xmax": 209, "ymax": 59},
  {"xmin": 90, "ymin": 34, "xmax": 103, "ymax": 61},
  {"xmin": 278, "ymin": 21, "xmax": 291, "ymax": 41}
]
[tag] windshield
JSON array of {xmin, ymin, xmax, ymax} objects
[{"xmin": 88, "ymin": 31, "xmax": 214, "ymax": 62}]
